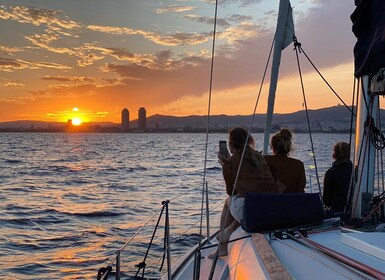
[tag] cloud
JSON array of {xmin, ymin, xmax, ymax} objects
[
  {"xmin": 0, "ymin": 6, "xmax": 80, "ymax": 35},
  {"xmin": 0, "ymin": 79, "xmax": 25, "ymax": 87},
  {"xmin": 0, "ymin": 5, "xmax": 93, "ymax": 66},
  {"xmin": 25, "ymin": 33, "xmax": 74, "ymax": 55},
  {"xmin": 219, "ymin": 22, "xmax": 266, "ymax": 43},
  {"xmin": 42, "ymin": 76, "xmax": 96, "ymax": 83},
  {"xmin": 228, "ymin": 14, "xmax": 253, "ymax": 23},
  {"xmin": 293, "ymin": 0, "xmax": 355, "ymax": 69},
  {"xmin": 155, "ymin": 5, "xmax": 195, "ymax": 14},
  {"xmin": 73, "ymin": 43, "xmax": 105, "ymax": 67},
  {"xmin": 149, "ymin": 32, "xmax": 212, "ymax": 46},
  {"xmin": 93, "ymin": 111, "xmax": 111, "ymax": 118},
  {"xmin": 101, "ymin": 47, "xmax": 210, "ymax": 73},
  {"xmin": 183, "ymin": 14, "xmax": 230, "ymax": 27},
  {"xmin": 0, "ymin": 57, "xmax": 72, "ymax": 72},
  {"xmin": 30, "ymin": 83, "xmax": 96, "ymax": 96},
  {"xmin": 87, "ymin": 0, "xmax": 356, "ymax": 113},
  {"xmin": 88, "ymin": 24, "xmax": 211, "ymax": 46},
  {"xmin": 0, "ymin": 1, "xmax": 358, "ymax": 121},
  {"xmin": 0, "ymin": 45, "xmax": 23, "ymax": 55},
  {"xmin": 101, "ymin": 47, "xmax": 154, "ymax": 66},
  {"xmin": 0, "ymin": 96, "xmax": 37, "ymax": 104},
  {"xmin": 86, "ymin": 25, "xmax": 136, "ymax": 35},
  {"xmin": 25, "ymin": 33, "xmax": 104, "ymax": 67},
  {"xmin": 202, "ymin": 0, "xmax": 262, "ymax": 6}
]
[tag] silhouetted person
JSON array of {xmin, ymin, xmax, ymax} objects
[
  {"xmin": 323, "ymin": 142, "xmax": 352, "ymax": 212},
  {"xmin": 264, "ymin": 128, "xmax": 306, "ymax": 193}
]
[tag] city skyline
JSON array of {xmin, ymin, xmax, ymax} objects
[
  {"xmin": 0, "ymin": 1, "xmax": 367, "ymax": 123},
  {"xmin": 0, "ymin": 104, "xmax": 372, "ymax": 133},
  {"xmin": 2, "ymin": 102, "xmax": 383, "ymax": 135}
]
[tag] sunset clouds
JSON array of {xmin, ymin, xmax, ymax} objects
[{"xmin": 0, "ymin": 0, "xmax": 357, "ymax": 122}]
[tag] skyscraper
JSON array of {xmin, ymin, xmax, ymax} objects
[
  {"xmin": 138, "ymin": 107, "xmax": 146, "ymax": 130},
  {"xmin": 121, "ymin": 108, "xmax": 129, "ymax": 131}
]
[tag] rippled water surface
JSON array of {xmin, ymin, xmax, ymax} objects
[{"xmin": 0, "ymin": 132, "xmax": 351, "ymax": 279}]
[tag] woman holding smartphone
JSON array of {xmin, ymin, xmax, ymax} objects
[{"xmin": 210, "ymin": 127, "xmax": 284, "ymax": 258}]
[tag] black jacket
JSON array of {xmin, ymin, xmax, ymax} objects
[{"xmin": 323, "ymin": 161, "xmax": 353, "ymax": 212}]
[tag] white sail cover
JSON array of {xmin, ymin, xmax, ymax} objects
[{"xmin": 263, "ymin": 0, "xmax": 295, "ymax": 154}]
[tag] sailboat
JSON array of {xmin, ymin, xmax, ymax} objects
[{"xmin": 97, "ymin": 0, "xmax": 385, "ymax": 279}]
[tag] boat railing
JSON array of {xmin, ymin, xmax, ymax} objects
[
  {"xmin": 307, "ymin": 172, "xmax": 313, "ymax": 193},
  {"xmin": 97, "ymin": 183, "xmax": 223, "ymax": 280}
]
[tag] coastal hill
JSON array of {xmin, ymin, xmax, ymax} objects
[
  {"xmin": 0, "ymin": 105, "xmax": 383, "ymax": 132},
  {"xmin": 147, "ymin": 105, "xmax": 359, "ymax": 131}
]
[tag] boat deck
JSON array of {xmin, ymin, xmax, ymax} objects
[{"xmin": 168, "ymin": 223, "xmax": 385, "ymax": 280}]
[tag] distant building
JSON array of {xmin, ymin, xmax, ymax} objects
[
  {"xmin": 67, "ymin": 119, "xmax": 73, "ymax": 126},
  {"xmin": 138, "ymin": 107, "xmax": 146, "ymax": 130},
  {"xmin": 311, "ymin": 120, "xmax": 322, "ymax": 131},
  {"xmin": 121, "ymin": 108, "xmax": 130, "ymax": 131}
]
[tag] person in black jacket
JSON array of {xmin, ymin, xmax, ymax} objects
[{"xmin": 323, "ymin": 142, "xmax": 353, "ymax": 212}]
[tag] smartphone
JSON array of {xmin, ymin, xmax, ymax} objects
[{"xmin": 219, "ymin": 140, "xmax": 230, "ymax": 157}]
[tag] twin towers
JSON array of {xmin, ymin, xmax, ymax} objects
[{"xmin": 121, "ymin": 107, "xmax": 146, "ymax": 131}]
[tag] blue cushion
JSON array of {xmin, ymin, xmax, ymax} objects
[{"xmin": 241, "ymin": 192, "xmax": 325, "ymax": 232}]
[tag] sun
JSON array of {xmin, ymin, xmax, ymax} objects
[{"xmin": 72, "ymin": 117, "xmax": 82, "ymax": 126}]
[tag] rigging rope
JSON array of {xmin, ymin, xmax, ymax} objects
[
  {"xmin": 367, "ymin": 116, "xmax": 385, "ymax": 150},
  {"xmin": 199, "ymin": 0, "xmax": 219, "ymax": 258},
  {"xmin": 344, "ymin": 78, "xmax": 357, "ymax": 214},
  {"xmin": 296, "ymin": 43, "xmax": 355, "ymax": 116},
  {"xmin": 208, "ymin": 15, "xmax": 277, "ymax": 280},
  {"xmin": 293, "ymin": 37, "xmax": 322, "ymax": 195},
  {"xmin": 344, "ymin": 78, "xmax": 360, "ymax": 213},
  {"xmin": 349, "ymin": 78, "xmax": 385, "ymax": 219},
  {"xmin": 361, "ymin": 101, "xmax": 385, "ymax": 222},
  {"xmin": 378, "ymin": 107, "xmax": 385, "ymax": 196},
  {"xmin": 199, "ymin": 1, "xmax": 220, "ymax": 279}
]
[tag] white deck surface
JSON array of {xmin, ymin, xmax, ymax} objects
[{"xmin": 169, "ymin": 225, "xmax": 385, "ymax": 280}]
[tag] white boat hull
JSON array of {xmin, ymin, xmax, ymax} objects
[{"xmin": 168, "ymin": 223, "xmax": 385, "ymax": 280}]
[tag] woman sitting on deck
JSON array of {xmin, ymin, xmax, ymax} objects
[
  {"xmin": 323, "ymin": 142, "xmax": 352, "ymax": 212},
  {"xmin": 210, "ymin": 127, "xmax": 284, "ymax": 258},
  {"xmin": 264, "ymin": 128, "xmax": 306, "ymax": 193}
]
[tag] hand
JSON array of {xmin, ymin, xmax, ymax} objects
[{"xmin": 217, "ymin": 152, "xmax": 229, "ymax": 166}]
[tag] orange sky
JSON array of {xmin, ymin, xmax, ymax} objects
[{"xmin": 0, "ymin": 1, "xmax": 359, "ymax": 123}]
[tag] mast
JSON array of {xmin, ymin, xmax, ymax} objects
[
  {"xmin": 263, "ymin": 0, "xmax": 294, "ymax": 154},
  {"xmin": 351, "ymin": 76, "xmax": 378, "ymax": 218},
  {"xmin": 350, "ymin": 0, "xmax": 385, "ymax": 219}
]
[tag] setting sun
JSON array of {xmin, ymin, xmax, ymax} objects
[{"xmin": 72, "ymin": 117, "xmax": 82, "ymax": 126}]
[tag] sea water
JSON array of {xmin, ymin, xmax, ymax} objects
[{"xmin": 0, "ymin": 132, "xmax": 351, "ymax": 279}]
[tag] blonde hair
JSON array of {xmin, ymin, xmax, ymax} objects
[{"xmin": 271, "ymin": 128, "xmax": 292, "ymax": 155}]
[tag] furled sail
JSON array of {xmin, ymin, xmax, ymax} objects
[
  {"xmin": 351, "ymin": 0, "xmax": 385, "ymax": 77},
  {"xmin": 263, "ymin": 0, "xmax": 295, "ymax": 154}
]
